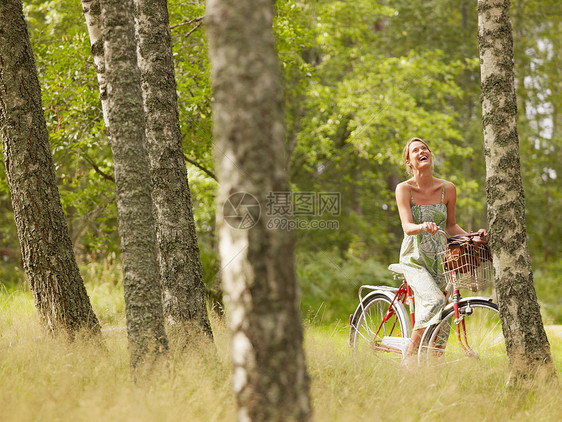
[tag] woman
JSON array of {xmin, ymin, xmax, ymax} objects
[{"xmin": 395, "ymin": 137, "xmax": 485, "ymax": 364}]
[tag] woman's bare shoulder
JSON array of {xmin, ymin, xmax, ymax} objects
[
  {"xmin": 395, "ymin": 180, "xmax": 413, "ymax": 194},
  {"xmin": 440, "ymin": 179, "xmax": 458, "ymax": 203},
  {"xmin": 434, "ymin": 178, "xmax": 456, "ymax": 189},
  {"xmin": 444, "ymin": 180, "xmax": 457, "ymax": 191}
]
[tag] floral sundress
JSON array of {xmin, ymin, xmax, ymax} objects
[{"xmin": 398, "ymin": 184, "xmax": 448, "ymax": 330}]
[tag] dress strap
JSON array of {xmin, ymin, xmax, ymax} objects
[
  {"xmin": 441, "ymin": 182, "xmax": 446, "ymax": 204},
  {"xmin": 409, "ymin": 185, "xmax": 415, "ymax": 205}
]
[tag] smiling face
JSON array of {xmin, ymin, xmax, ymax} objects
[{"xmin": 403, "ymin": 138, "xmax": 432, "ymax": 174}]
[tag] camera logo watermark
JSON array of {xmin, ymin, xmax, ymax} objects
[
  {"xmin": 222, "ymin": 192, "xmax": 261, "ymax": 230},
  {"xmin": 223, "ymin": 191, "xmax": 340, "ymax": 231}
]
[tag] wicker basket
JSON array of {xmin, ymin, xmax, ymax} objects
[{"xmin": 439, "ymin": 240, "xmax": 493, "ymax": 292}]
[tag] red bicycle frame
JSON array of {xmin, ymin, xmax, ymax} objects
[
  {"xmin": 366, "ymin": 280, "xmax": 415, "ymax": 354},
  {"xmin": 367, "ymin": 275, "xmax": 478, "ymax": 357}
]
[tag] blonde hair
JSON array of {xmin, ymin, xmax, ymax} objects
[{"xmin": 402, "ymin": 137, "xmax": 432, "ymax": 176}]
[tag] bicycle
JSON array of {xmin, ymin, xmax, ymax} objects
[{"xmin": 349, "ymin": 231, "xmax": 505, "ymax": 365}]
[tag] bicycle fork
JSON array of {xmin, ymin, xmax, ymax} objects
[{"xmin": 452, "ymin": 290, "xmax": 479, "ymax": 358}]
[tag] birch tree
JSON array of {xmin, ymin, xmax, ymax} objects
[
  {"xmin": 81, "ymin": 0, "xmax": 109, "ymax": 126},
  {"xmin": 0, "ymin": 0, "xmax": 100, "ymax": 337},
  {"xmin": 206, "ymin": 0, "xmax": 312, "ymax": 420},
  {"xmin": 100, "ymin": 0, "xmax": 168, "ymax": 368},
  {"xmin": 84, "ymin": 0, "xmax": 213, "ymax": 340},
  {"xmin": 133, "ymin": 0, "xmax": 212, "ymax": 339},
  {"xmin": 477, "ymin": 0, "xmax": 556, "ymax": 383}
]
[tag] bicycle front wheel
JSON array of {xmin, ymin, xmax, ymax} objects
[
  {"xmin": 419, "ymin": 299, "xmax": 505, "ymax": 365},
  {"xmin": 349, "ymin": 293, "xmax": 410, "ymax": 358}
]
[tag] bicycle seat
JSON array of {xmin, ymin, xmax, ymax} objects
[{"xmin": 388, "ymin": 263, "xmax": 408, "ymax": 275}]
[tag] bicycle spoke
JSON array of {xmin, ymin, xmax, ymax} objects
[
  {"xmin": 421, "ymin": 300, "xmax": 506, "ymax": 366},
  {"xmin": 464, "ymin": 312, "xmax": 503, "ymax": 353},
  {"xmin": 473, "ymin": 319, "xmax": 503, "ymax": 348},
  {"xmin": 378, "ymin": 303, "xmax": 387, "ymax": 337},
  {"xmin": 350, "ymin": 293, "xmax": 409, "ymax": 358}
]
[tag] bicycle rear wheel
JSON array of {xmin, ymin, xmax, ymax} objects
[
  {"xmin": 419, "ymin": 299, "xmax": 505, "ymax": 365},
  {"xmin": 349, "ymin": 293, "xmax": 410, "ymax": 358}
]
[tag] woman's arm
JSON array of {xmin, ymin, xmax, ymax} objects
[
  {"xmin": 444, "ymin": 181, "xmax": 468, "ymax": 236},
  {"xmin": 395, "ymin": 183, "xmax": 438, "ymax": 235}
]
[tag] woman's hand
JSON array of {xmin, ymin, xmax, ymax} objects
[
  {"xmin": 421, "ymin": 221, "xmax": 440, "ymax": 235},
  {"xmin": 477, "ymin": 228, "xmax": 488, "ymax": 240}
]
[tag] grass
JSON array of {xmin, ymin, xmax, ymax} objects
[
  {"xmin": 0, "ymin": 300, "xmax": 236, "ymax": 421},
  {"xmin": 306, "ymin": 323, "xmax": 562, "ymax": 421},
  {"xmin": 0, "ymin": 262, "xmax": 561, "ymax": 421}
]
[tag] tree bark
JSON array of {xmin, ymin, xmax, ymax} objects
[
  {"xmin": 206, "ymin": 1, "xmax": 312, "ymax": 421},
  {"xmin": 0, "ymin": 0, "xmax": 100, "ymax": 336},
  {"xmin": 477, "ymin": 0, "xmax": 556, "ymax": 383},
  {"xmin": 99, "ymin": 0, "xmax": 168, "ymax": 369},
  {"xmin": 132, "ymin": 0, "xmax": 213, "ymax": 339},
  {"xmin": 81, "ymin": 0, "xmax": 109, "ymax": 128}
]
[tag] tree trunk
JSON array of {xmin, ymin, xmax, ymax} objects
[
  {"xmin": 99, "ymin": 0, "xmax": 168, "ymax": 369},
  {"xmin": 206, "ymin": 1, "xmax": 312, "ymax": 421},
  {"xmin": 0, "ymin": 0, "xmax": 100, "ymax": 337},
  {"xmin": 81, "ymin": 0, "xmax": 109, "ymax": 128},
  {"xmin": 477, "ymin": 0, "xmax": 556, "ymax": 383},
  {"xmin": 133, "ymin": 0, "xmax": 213, "ymax": 339}
]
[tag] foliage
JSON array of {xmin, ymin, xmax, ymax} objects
[
  {"xmin": 3, "ymin": 250, "xmax": 560, "ymax": 325},
  {"xmin": 534, "ymin": 260, "xmax": 562, "ymax": 325},
  {"xmin": 198, "ymin": 238, "xmax": 222, "ymax": 310},
  {"xmin": 79, "ymin": 258, "xmax": 126, "ymax": 326},
  {"xmin": 297, "ymin": 251, "xmax": 562, "ymax": 325},
  {"xmin": 512, "ymin": 0, "xmax": 562, "ymax": 261},
  {"xmin": 0, "ymin": 263, "xmax": 26, "ymax": 290},
  {"xmin": 169, "ymin": 1, "xmax": 218, "ymax": 242},
  {"xmin": 282, "ymin": 0, "xmax": 489, "ymax": 258},
  {"xmin": 18, "ymin": 0, "xmax": 120, "ymax": 258},
  {"xmin": 0, "ymin": 0, "xmax": 218, "ymax": 259},
  {"xmin": 0, "ymin": 3, "xmax": 558, "ymax": 415},
  {"xmin": 0, "ymin": 1, "xmax": 557, "ymax": 300},
  {"xmin": 297, "ymin": 250, "xmax": 397, "ymax": 323}
]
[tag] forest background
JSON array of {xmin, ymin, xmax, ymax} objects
[{"xmin": 1, "ymin": 0, "xmax": 560, "ymax": 326}]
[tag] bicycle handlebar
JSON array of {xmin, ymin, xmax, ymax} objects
[{"xmin": 433, "ymin": 228, "xmax": 487, "ymax": 242}]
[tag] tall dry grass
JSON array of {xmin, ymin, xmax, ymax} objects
[
  {"xmin": 306, "ymin": 322, "xmax": 562, "ymax": 421},
  {"xmin": 0, "ymin": 272, "xmax": 561, "ymax": 421},
  {"xmin": 0, "ymin": 292, "xmax": 236, "ymax": 422}
]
